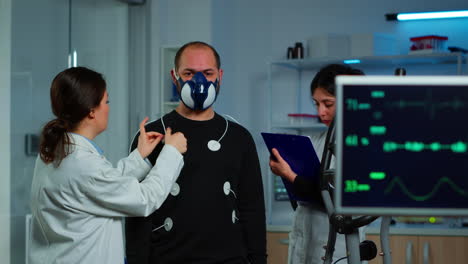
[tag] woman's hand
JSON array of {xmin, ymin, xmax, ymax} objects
[
  {"xmin": 137, "ymin": 117, "xmax": 164, "ymax": 159},
  {"xmin": 269, "ymin": 148, "xmax": 297, "ymax": 183},
  {"xmin": 164, "ymin": 127, "xmax": 187, "ymax": 154}
]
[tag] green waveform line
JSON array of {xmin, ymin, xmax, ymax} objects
[
  {"xmin": 388, "ymin": 99, "xmax": 466, "ymax": 110},
  {"xmin": 384, "ymin": 176, "xmax": 468, "ymax": 201},
  {"xmin": 383, "ymin": 141, "xmax": 467, "ymax": 153},
  {"xmin": 385, "ymin": 94, "xmax": 466, "ymax": 120}
]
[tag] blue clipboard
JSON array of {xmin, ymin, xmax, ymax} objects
[{"xmin": 261, "ymin": 132, "xmax": 321, "ymax": 202}]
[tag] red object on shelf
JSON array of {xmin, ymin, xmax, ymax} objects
[
  {"xmin": 409, "ymin": 35, "xmax": 448, "ymax": 42},
  {"xmin": 409, "ymin": 35, "xmax": 448, "ymax": 51}
]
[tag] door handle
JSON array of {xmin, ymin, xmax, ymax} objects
[
  {"xmin": 422, "ymin": 242, "xmax": 430, "ymax": 264},
  {"xmin": 405, "ymin": 241, "xmax": 413, "ymax": 264}
]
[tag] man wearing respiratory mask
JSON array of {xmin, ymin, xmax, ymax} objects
[{"xmin": 125, "ymin": 41, "xmax": 267, "ymax": 264}]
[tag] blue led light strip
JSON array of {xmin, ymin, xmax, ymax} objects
[
  {"xmin": 397, "ymin": 10, "xmax": 468, "ymax": 21},
  {"xmin": 343, "ymin": 59, "xmax": 361, "ymax": 64}
]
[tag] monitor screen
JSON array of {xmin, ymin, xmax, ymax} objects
[{"xmin": 334, "ymin": 76, "xmax": 468, "ymax": 216}]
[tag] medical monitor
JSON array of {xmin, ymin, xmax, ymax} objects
[{"xmin": 335, "ymin": 76, "xmax": 468, "ymax": 216}]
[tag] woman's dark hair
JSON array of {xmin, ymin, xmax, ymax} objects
[
  {"xmin": 39, "ymin": 67, "xmax": 106, "ymax": 167},
  {"xmin": 310, "ymin": 64, "xmax": 364, "ymax": 96}
]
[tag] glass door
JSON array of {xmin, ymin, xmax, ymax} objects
[
  {"xmin": 10, "ymin": 1, "xmax": 69, "ymax": 263},
  {"xmin": 9, "ymin": 0, "xmax": 129, "ymax": 263}
]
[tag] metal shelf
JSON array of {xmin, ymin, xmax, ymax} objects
[{"xmin": 271, "ymin": 52, "xmax": 466, "ymax": 72}]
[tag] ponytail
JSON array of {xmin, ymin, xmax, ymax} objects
[{"xmin": 39, "ymin": 118, "xmax": 72, "ymax": 167}]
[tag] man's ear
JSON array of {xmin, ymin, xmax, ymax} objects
[
  {"xmin": 218, "ymin": 68, "xmax": 224, "ymax": 86},
  {"xmin": 170, "ymin": 68, "xmax": 179, "ymax": 84}
]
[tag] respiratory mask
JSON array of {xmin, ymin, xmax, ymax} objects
[{"xmin": 174, "ymin": 70, "xmax": 219, "ymax": 111}]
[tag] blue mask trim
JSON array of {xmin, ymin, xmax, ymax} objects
[{"xmin": 177, "ymin": 72, "xmax": 219, "ymax": 110}]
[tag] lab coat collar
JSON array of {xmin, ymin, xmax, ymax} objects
[{"xmin": 68, "ymin": 133, "xmax": 104, "ymax": 155}]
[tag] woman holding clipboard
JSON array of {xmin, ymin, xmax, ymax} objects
[{"xmin": 269, "ymin": 64, "xmax": 364, "ymax": 264}]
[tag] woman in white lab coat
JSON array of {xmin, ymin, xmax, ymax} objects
[
  {"xmin": 269, "ymin": 64, "xmax": 364, "ymax": 264},
  {"xmin": 28, "ymin": 67, "xmax": 187, "ymax": 264}
]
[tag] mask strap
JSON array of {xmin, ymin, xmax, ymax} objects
[
  {"xmin": 172, "ymin": 68, "xmax": 180, "ymax": 80},
  {"xmin": 161, "ymin": 116, "xmax": 167, "ymax": 134}
]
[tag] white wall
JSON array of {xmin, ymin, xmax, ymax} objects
[
  {"xmin": 158, "ymin": 0, "xmax": 212, "ymax": 46},
  {"xmin": 0, "ymin": 0, "xmax": 11, "ymax": 262}
]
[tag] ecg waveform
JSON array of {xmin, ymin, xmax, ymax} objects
[
  {"xmin": 384, "ymin": 176, "xmax": 468, "ymax": 201},
  {"xmin": 385, "ymin": 98, "xmax": 466, "ymax": 111},
  {"xmin": 383, "ymin": 89, "xmax": 467, "ymax": 119},
  {"xmin": 347, "ymin": 89, "xmax": 467, "ymax": 121},
  {"xmin": 383, "ymin": 141, "xmax": 467, "ymax": 153}
]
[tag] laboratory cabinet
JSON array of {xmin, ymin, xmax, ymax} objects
[
  {"xmin": 366, "ymin": 234, "xmax": 468, "ymax": 264},
  {"xmin": 264, "ymin": 52, "xmax": 467, "ymax": 226},
  {"xmin": 267, "ymin": 228, "xmax": 468, "ymax": 264},
  {"xmin": 267, "ymin": 231, "xmax": 289, "ymax": 264}
]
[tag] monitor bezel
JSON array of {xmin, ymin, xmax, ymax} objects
[{"xmin": 334, "ymin": 75, "xmax": 468, "ymax": 216}]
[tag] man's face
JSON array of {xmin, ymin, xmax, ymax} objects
[{"xmin": 173, "ymin": 46, "xmax": 223, "ymax": 85}]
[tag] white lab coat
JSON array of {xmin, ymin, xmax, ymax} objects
[
  {"xmin": 288, "ymin": 131, "xmax": 363, "ymax": 264},
  {"xmin": 28, "ymin": 133, "xmax": 184, "ymax": 264}
]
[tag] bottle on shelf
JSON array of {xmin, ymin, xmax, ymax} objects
[
  {"xmin": 294, "ymin": 42, "xmax": 304, "ymax": 59},
  {"xmin": 394, "ymin": 67, "xmax": 406, "ymax": 76},
  {"xmin": 287, "ymin": 47, "xmax": 294, "ymax": 59}
]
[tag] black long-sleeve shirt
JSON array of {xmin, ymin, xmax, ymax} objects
[{"xmin": 125, "ymin": 110, "xmax": 267, "ymax": 264}]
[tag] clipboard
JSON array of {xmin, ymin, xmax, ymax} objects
[{"xmin": 261, "ymin": 132, "xmax": 321, "ymax": 202}]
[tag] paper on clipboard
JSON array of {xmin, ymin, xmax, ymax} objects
[{"xmin": 261, "ymin": 132, "xmax": 321, "ymax": 202}]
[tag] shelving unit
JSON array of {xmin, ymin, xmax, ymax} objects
[
  {"xmin": 265, "ymin": 51, "xmax": 467, "ymax": 225},
  {"xmin": 270, "ymin": 52, "xmax": 467, "ymax": 73}
]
